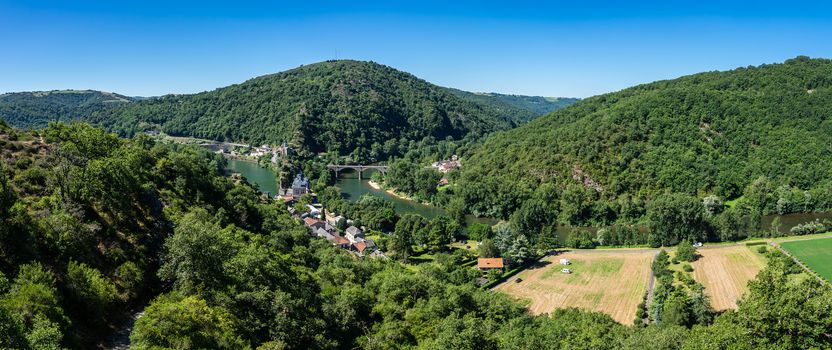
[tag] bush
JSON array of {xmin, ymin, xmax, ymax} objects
[
  {"xmin": 67, "ymin": 261, "xmax": 119, "ymax": 322},
  {"xmin": 757, "ymin": 246, "xmax": 768, "ymax": 254},
  {"xmin": 130, "ymin": 295, "xmax": 247, "ymax": 350},
  {"xmin": 676, "ymin": 240, "xmax": 698, "ymax": 262},
  {"xmin": 683, "ymin": 264, "xmax": 694, "ymax": 272}
]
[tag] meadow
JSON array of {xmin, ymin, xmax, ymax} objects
[
  {"xmin": 691, "ymin": 245, "xmax": 766, "ymax": 310},
  {"xmin": 495, "ymin": 250, "xmax": 654, "ymax": 325},
  {"xmin": 781, "ymin": 237, "xmax": 832, "ymax": 283}
]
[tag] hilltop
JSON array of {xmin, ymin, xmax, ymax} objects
[
  {"xmin": 456, "ymin": 56, "xmax": 832, "ymax": 222},
  {"xmin": 0, "ymin": 90, "xmax": 134, "ymax": 128},
  {"xmin": 88, "ymin": 60, "xmax": 531, "ymax": 160}
]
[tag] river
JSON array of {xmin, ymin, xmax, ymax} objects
[
  {"xmin": 223, "ymin": 159, "xmax": 491, "ymax": 222},
  {"xmin": 223, "ymin": 159, "xmax": 832, "ymax": 235}
]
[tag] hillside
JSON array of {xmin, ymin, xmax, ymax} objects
[
  {"xmin": 90, "ymin": 60, "xmax": 519, "ymax": 160},
  {"xmin": 0, "ymin": 90, "xmax": 133, "ymax": 128},
  {"xmin": 456, "ymin": 57, "xmax": 832, "ymax": 222},
  {"xmin": 447, "ymin": 88, "xmax": 579, "ymax": 122}
]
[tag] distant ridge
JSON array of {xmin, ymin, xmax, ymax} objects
[
  {"xmin": 447, "ymin": 88, "xmax": 579, "ymax": 122},
  {"xmin": 0, "ymin": 90, "xmax": 134, "ymax": 128}
]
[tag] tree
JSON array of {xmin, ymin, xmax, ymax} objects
[
  {"xmin": 647, "ymin": 193, "xmax": 707, "ymax": 246},
  {"xmin": 478, "ymin": 239, "xmax": 500, "ymax": 258},
  {"xmin": 66, "ymin": 261, "xmax": 119, "ymax": 324},
  {"xmin": 466, "ymin": 222, "xmax": 492, "ymax": 241},
  {"xmin": 130, "ymin": 296, "xmax": 247, "ymax": 350},
  {"xmin": 675, "ymin": 240, "xmax": 697, "ymax": 262},
  {"xmin": 702, "ymin": 195, "xmax": 723, "ymax": 216},
  {"xmin": 0, "ymin": 306, "xmax": 27, "ymax": 349},
  {"xmin": 158, "ymin": 211, "xmax": 239, "ymax": 293},
  {"xmin": 652, "ymin": 250, "xmax": 671, "ymax": 277},
  {"xmin": 567, "ymin": 229, "xmax": 595, "ymax": 249}
]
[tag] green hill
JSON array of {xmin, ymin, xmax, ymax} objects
[
  {"xmin": 456, "ymin": 56, "xmax": 832, "ymax": 222},
  {"xmin": 446, "ymin": 88, "xmax": 579, "ymax": 122},
  {"xmin": 90, "ymin": 60, "xmax": 520, "ymax": 160},
  {"xmin": 0, "ymin": 90, "xmax": 133, "ymax": 128}
]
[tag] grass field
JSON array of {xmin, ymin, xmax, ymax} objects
[
  {"xmin": 691, "ymin": 245, "xmax": 766, "ymax": 310},
  {"xmin": 494, "ymin": 250, "xmax": 654, "ymax": 325},
  {"xmin": 781, "ymin": 237, "xmax": 832, "ymax": 283}
]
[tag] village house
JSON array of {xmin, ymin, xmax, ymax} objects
[
  {"xmin": 329, "ymin": 235, "xmax": 351, "ymax": 249},
  {"xmin": 345, "ymin": 226, "xmax": 364, "ymax": 243},
  {"xmin": 305, "ymin": 204, "xmax": 321, "ymax": 218},
  {"xmin": 325, "ymin": 212, "xmax": 345, "ymax": 226},
  {"xmin": 431, "ymin": 154, "xmax": 461, "ymax": 173},
  {"xmin": 477, "ymin": 258, "xmax": 505, "ymax": 271},
  {"xmin": 280, "ymin": 172, "xmax": 311, "ymax": 199}
]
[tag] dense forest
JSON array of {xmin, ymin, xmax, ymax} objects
[
  {"xmin": 0, "ymin": 90, "xmax": 134, "ymax": 128},
  {"xmin": 84, "ymin": 60, "xmax": 529, "ymax": 162},
  {"xmin": 453, "ymin": 57, "xmax": 832, "ymax": 228},
  {"xmin": 447, "ymin": 88, "xmax": 579, "ymax": 122},
  {"xmin": 1, "ymin": 121, "xmax": 830, "ymax": 349}
]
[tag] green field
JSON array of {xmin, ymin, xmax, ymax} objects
[{"xmin": 781, "ymin": 238, "xmax": 832, "ymax": 283}]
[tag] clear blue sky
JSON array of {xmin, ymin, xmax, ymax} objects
[{"xmin": 2, "ymin": 1, "xmax": 832, "ymax": 98}]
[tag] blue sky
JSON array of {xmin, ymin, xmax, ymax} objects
[{"xmin": 2, "ymin": 1, "xmax": 832, "ymax": 98}]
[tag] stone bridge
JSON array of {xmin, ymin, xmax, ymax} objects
[{"xmin": 327, "ymin": 164, "xmax": 389, "ymax": 179}]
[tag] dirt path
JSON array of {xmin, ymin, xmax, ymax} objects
[
  {"xmin": 642, "ymin": 250, "xmax": 660, "ymax": 323},
  {"xmin": 104, "ymin": 310, "xmax": 144, "ymax": 349}
]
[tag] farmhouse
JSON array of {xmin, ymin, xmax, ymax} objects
[{"xmin": 478, "ymin": 258, "xmax": 505, "ymax": 271}]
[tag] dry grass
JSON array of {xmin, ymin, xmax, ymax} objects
[
  {"xmin": 691, "ymin": 245, "xmax": 765, "ymax": 311},
  {"xmin": 495, "ymin": 250, "xmax": 654, "ymax": 325}
]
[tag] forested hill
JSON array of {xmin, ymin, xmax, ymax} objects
[
  {"xmin": 0, "ymin": 90, "xmax": 133, "ymax": 128},
  {"xmin": 89, "ymin": 60, "xmax": 520, "ymax": 160},
  {"xmin": 446, "ymin": 88, "xmax": 579, "ymax": 122},
  {"xmin": 457, "ymin": 56, "xmax": 832, "ymax": 221}
]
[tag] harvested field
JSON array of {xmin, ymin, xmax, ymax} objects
[
  {"xmin": 494, "ymin": 250, "xmax": 654, "ymax": 325},
  {"xmin": 691, "ymin": 245, "xmax": 765, "ymax": 310},
  {"xmin": 781, "ymin": 237, "xmax": 832, "ymax": 283}
]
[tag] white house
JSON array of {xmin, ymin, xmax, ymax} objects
[{"xmin": 345, "ymin": 226, "xmax": 364, "ymax": 243}]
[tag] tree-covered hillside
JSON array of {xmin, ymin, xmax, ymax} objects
[
  {"xmin": 90, "ymin": 60, "xmax": 521, "ymax": 161},
  {"xmin": 0, "ymin": 90, "xmax": 133, "ymax": 128},
  {"xmin": 447, "ymin": 88, "xmax": 579, "ymax": 122},
  {"xmin": 2, "ymin": 121, "xmax": 831, "ymax": 350},
  {"xmin": 455, "ymin": 57, "xmax": 832, "ymax": 223}
]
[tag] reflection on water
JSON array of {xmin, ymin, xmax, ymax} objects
[
  {"xmin": 762, "ymin": 212, "xmax": 832, "ymax": 233},
  {"xmin": 224, "ymin": 160, "xmax": 832, "ymax": 237},
  {"xmin": 223, "ymin": 161, "xmax": 493, "ymax": 224},
  {"xmin": 224, "ymin": 158, "xmax": 280, "ymax": 195}
]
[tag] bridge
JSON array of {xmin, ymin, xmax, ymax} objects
[{"xmin": 327, "ymin": 164, "xmax": 389, "ymax": 179}]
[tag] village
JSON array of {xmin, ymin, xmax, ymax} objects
[
  {"xmin": 274, "ymin": 168, "xmax": 518, "ymax": 277},
  {"xmin": 278, "ymin": 172, "xmax": 386, "ymax": 259}
]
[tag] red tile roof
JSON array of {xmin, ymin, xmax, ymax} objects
[
  {"xmin": 304, "ymin": 217, "xmax": 321, "ymax": 226},
  {"xmin": 353, "ymin": 242, "xmax": 367, "ymax": 252},
  {"xmin": 333, "ymin": 235, "xmax": 350, "ymax": 245},
  {"xmin": 478, "ymin": 258, "xmax": 504, "ymax": 269}
]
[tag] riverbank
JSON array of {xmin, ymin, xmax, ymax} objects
[{"xmin": 368, "ymin": 180, "xmax": 422, "ymax": 203}]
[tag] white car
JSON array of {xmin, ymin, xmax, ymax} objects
[{"xmin": 561, "ymin": 268, "xmax": 572, "ymax": 274}]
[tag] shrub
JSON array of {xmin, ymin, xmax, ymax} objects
[
  {"xmin": 757, "ymin": 246, "xmax": 768, "ymax": 254},
  {"xmin": 676, "ymin": 240, "xmax": 698, "ymax": 262},
  {"xmin": 683, "ymin": 264, "xmax": 694, "ymax": 272}
]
